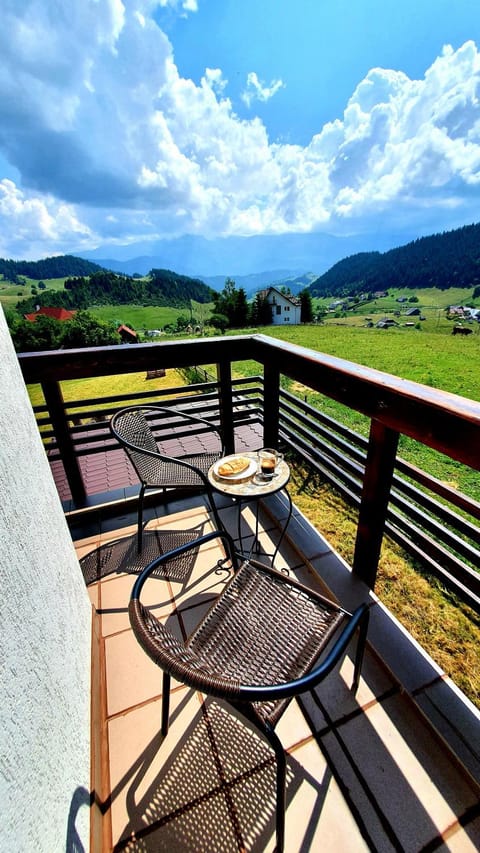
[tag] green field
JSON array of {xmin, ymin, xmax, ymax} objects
[
  {"xmin": 224, "ymin": 321, "xmax": 480, "ymax": 500},
  {"xmin": 88, "ymin": 300, "xmax": 214, "ymax": 331},
  {"xmin": 0, "ymin": 277, "xmax": 68, "ymax": 308}
]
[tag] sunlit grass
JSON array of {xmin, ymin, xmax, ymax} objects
[
  {"xmin": 288, "ymin": 460, "xmax": 480, "ymax": 709},
  {"xmin": 27, "ymin": 368, "xmax": 190, "ymax": 411}
]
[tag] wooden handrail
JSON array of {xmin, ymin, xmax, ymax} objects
[{"xmin": 18, "ymin": 333, "xmax": 480, "ymax": 595}]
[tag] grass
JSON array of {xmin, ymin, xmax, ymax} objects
[
  {"xmin": 288, "ymin": 459, "xmax": 480, "ymax": 709},
  {"xmin": 0, "ymin": 277, "xmax": 68, "ymax": 308},
  {"xmin": 28, "ymin": 368, "xmax": 191, "ymax": 412},
  {"xmin": 17, "ymin": 295, "xmax": 480, "ymax": 706}
]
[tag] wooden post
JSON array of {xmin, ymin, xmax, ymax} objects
[
  {"xmin": 353, "ymin": 419, "xmax": 399, "ymax": 588},
  {"xmin": 216, "ymin": 360, "xmax": 235, "ymax": 454},
  {"xmin": 263, "ymin": 362, "xmax": 280, "ymax": 448},
  {"xmin": 42, "ymin": 380, "xmax": 86, "ymax": 505}
]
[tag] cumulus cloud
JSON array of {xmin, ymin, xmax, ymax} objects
[
  {"xmin": 241, "ymin": 72, "xmax": 285, "ymax": 108},
  {"xmin": 0, "ymin": 1, "xmax": 479, "ymax": 259},
  {"xmin": 0, "ymin": 179, "xmax": 95, "ymax": 258}
]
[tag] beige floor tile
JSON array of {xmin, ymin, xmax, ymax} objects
[
  {"xmin": 152, "ymin": 504, "xmax": 214, "ymax": 533},
  {"xmin": 318, "ymin": 693, "xmax": 479, "ymax": 851},
  {"xmin": 282, "ymin": 738, "xmax": 369, "ymax": 853},
  {"xmin": 304, "ymin": 646, "xmax": 397, "ymax": 728},
  {"xmin": 104, "ymin": 614, "xmax": 182, "ymax": 717},
  {"xmin": 99, "ymin": 571, "xmax": 174, "ymax": 637},
  {"xmin": 74, "ymin": 533, "xmax": 102, "ymax": 554},
  {"xmin": 86, "ymin": 581, "xmax": 100, "ymax": 609},
  {"xmin": 107, "ymin": 688, "xmax": 204, "ymax": 847},
  {"xmin": 170, "ymin": 540, "xmax": 233, "ymax": 612},
  {"xmin": 435, "ymin": 816, "xmax": 480, "ymax": 851}
]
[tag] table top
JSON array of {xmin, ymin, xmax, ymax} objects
[{"xmin": 208, "ymin": 451, "xmax": 290, "ymax": 498}]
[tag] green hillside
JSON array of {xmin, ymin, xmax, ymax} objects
[
  {"xmin": 0, "ymin": 254, "xmax": 104, "ymax": 281},
  {"xmin": 309, "ymin": 222, "xmax": 480, "ymax": 297},
  {"xmin": 12, "ymin": 268, "xmax": 215, "ymax": 314}
]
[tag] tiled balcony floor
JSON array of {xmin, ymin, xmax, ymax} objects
[{"xmin": 73, "ymin": 494, "xmax": 480, "ymax": 852}]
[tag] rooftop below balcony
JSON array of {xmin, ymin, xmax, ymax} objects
[{"xmin": 73, "ymin": 488, "xmax": 480, "ymax": 851}]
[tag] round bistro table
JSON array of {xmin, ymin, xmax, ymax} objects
[{"xmin": 208, "ymin": 451, "xmax": 292, "ymax": 566}]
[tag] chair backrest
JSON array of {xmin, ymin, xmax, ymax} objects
[
  {"xmin": 111, "ymin": 408, "xmax": 162, "ymax": 483},
  {"xmin": 112, "ymin": 408, "xmax": 158, "ymax": 454}
]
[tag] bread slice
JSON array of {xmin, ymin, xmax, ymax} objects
[{"xmin": 218, "ymin": 456, "xmax": 250, "ymax": 476}]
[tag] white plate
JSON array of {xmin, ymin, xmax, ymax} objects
[{"xmin": 213, "ymin": 455, "xmax": 257, "ymax": 481}]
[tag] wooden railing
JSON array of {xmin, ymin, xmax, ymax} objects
[{"xmin": 18, "ymin": 334, "xmax": 480, "ymax": 607}]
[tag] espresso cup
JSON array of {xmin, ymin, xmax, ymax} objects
[{"xmin": 258, "ymin": 448, "xmax": 282, "ymax": 479}]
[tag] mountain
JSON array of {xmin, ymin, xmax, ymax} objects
[
  {"xmin": 309, "ymin": 223, "xmax": 480, "ymax": 297},
  {"xmin": 200, "ymin": 269, "xmax": 317, "ymax": 296},
  {"xmin": 79, "ymin": 230, "xmax": 409, "ymax": 280},
  {"xmin": 0, "ymin": 254, "xmax": 104, "ymax": 280}
]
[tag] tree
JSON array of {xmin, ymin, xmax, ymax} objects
[
  {"xmin": 60, "ymin": 311, "xmax": 121, "ymax": 348},
  {"xmin": 250, "ymin": 292, "xmax": 272, "ymax": 326},
  {"xmin": 12, "ymin": 315, "xmax": 64, "ymax": 352},
  {"xmin": 11, "ymin": 310, "xmax": 121, "ymax": 351},
  {"xmin": 209, "ymin": 313, "xmax": 229, "ymax": 334},
  {"xmin": 299, "ymin": 289, "xmax": 313, "ymax": 323},
  {"xmin": 212, "ymin": 278, "xmax": 249, "ymax": 328}
]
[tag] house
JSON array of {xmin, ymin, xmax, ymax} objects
[
  {"xmin": 376, "ymin": 317, "xmax": 399, "ymax": 328},
  {"xmin": 405, "ymin": 307, "xmax": 420, "ymax": 316},
  {"xmin": 117, "ymin": 323, "xmax": 138, "ymax": 343},
  {"xmin": 261, "ymin": 286, "xmax": 301, "ymax": 324},
  {"xmin": 397, "ymin": 296, "xmax": 408, "ymax": 303},
  {"xmin": 24, "ymin": 306, "xmax": 76, "ymax": 322}
]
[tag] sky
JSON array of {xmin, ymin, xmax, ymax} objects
[{"xmin": 1, "ymin": 0, "xmax": 480, "ymax": 261}]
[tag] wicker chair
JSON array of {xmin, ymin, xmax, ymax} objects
[
  {"xmin": 110, "ymin": 405, "xmax": 224, "ymax": 551},
  {"xmin": 129, "ymin": 531, "xmax": 370, "ymax": 851}
]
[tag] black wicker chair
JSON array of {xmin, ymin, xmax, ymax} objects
[
  {"xmin": 110, "ymin": 405, "xmax": 225, "ymax": 551},
  {"xmin": 129, "ymin": 530, "xmax": 370, "ymax": 851}
]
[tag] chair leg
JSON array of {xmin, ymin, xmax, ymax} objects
[
  {"xmin": 263, "ymin": 720, "xmax": 286, "ymax": 853},
  {"xmin": 352, "ymin": 607, "xmax": 370, "ymax": 694},
  {"xmin": 161, "ymin": 672, "xmax": 171, "ymax": 736},
  {"xmin": 237, "ymin": 705, "xmax": 287, "ymax": 853},
  {"xmin": 206, "ymin": 485, "xmax": 224, "ymax": 533},
  {"xmin": 137, "ymin": 484, "xmax": 146, "ymax": 553}
]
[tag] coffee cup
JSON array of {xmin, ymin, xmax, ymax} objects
[{"xmin": 258, "ymin": 448, "xmax": 282, "ymax": 480}]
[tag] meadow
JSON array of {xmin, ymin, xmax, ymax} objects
[
  {"xmin": 10, "ymin": 288, "xmax": 480, "ymax": 707},
  {"xmin": 227, "ymin": 319, "xmax": 480, "ymax": 500}
]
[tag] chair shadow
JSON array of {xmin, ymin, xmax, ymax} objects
[
  {"xmin": 79, "ymin": 520, "xmax": 231, "ymax": 595},
  {"xmin": 111, "ymin": 697, "xmax": 329, "ymax": 852}
]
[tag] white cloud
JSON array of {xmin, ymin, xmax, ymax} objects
[
  {"xmin": 0, "ymin": 179, "xmax": 95, "ymax": 259},
  {"xmin": 241, "ymin": 72, "xmax": 285, "ymax": 108},
  {"xmin": 0, "ymin": 1, "xmax": 479, "ymax": 258}
]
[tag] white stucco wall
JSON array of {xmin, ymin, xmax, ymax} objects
[
  {"xmin": 0, "ymin": 308, "xmax": 92, "ymax": 851},
  {"xmin": 266, "ymin": 290, "xmax": 301, "ymax": 324}
]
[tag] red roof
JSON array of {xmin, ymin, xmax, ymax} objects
[
  {"xmin": 25, "ymin": 307, "xmax": 76, "ymax": 322},
  {"xmin": 117, "ymin": 324, "xmax": 138, "ymax": 339}
]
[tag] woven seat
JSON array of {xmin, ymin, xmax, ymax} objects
[
  {"xmin": 129, "ymin": 530, "xmax": 370, "ymax": 851},
  {"xmin": 110, "ymin": 405, "xmax": 224, "ymax": 551}
]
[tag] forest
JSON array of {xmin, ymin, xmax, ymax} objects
[
  {"xmin": 0, "ymin": 254, "xmax": 103, "ymax": 281},
  {"xmin": 14, "ymin": 268, "xmax": 215, "ymax": 313},
  {"xmin": 309, "ymin": 222, "xmax": 480, "ymax": 297}
]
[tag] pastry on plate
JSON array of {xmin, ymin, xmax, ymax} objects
[{"xmin": 218, "ymin": 456, "xmax": 250, "ymax": 476}]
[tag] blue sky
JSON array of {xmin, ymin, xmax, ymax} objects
[{"xmin": 0, "ymin": 0, "xmax": 480, "ymax": 262}]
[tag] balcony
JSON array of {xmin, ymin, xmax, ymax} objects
[{"xmin": 6, "ymin": 331, "xmax": 480, "ymax": 850}]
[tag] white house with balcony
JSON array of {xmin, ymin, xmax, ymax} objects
[{"xmin": 262, "ymin": 286, "xmax": 301, "ymax": 325}]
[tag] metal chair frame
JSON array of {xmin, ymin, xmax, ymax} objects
[
  {"xmin": 129, "ymin": 530, "xmax": 370, "ymax": 851},
  {"xmin": 110, "ymin": 405, "xmax": 225, "ymax": 551}
]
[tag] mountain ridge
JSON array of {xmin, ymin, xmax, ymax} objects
[{"xmin": 309, "ymin": 223, "xmax": 480, "ymax": 297}]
